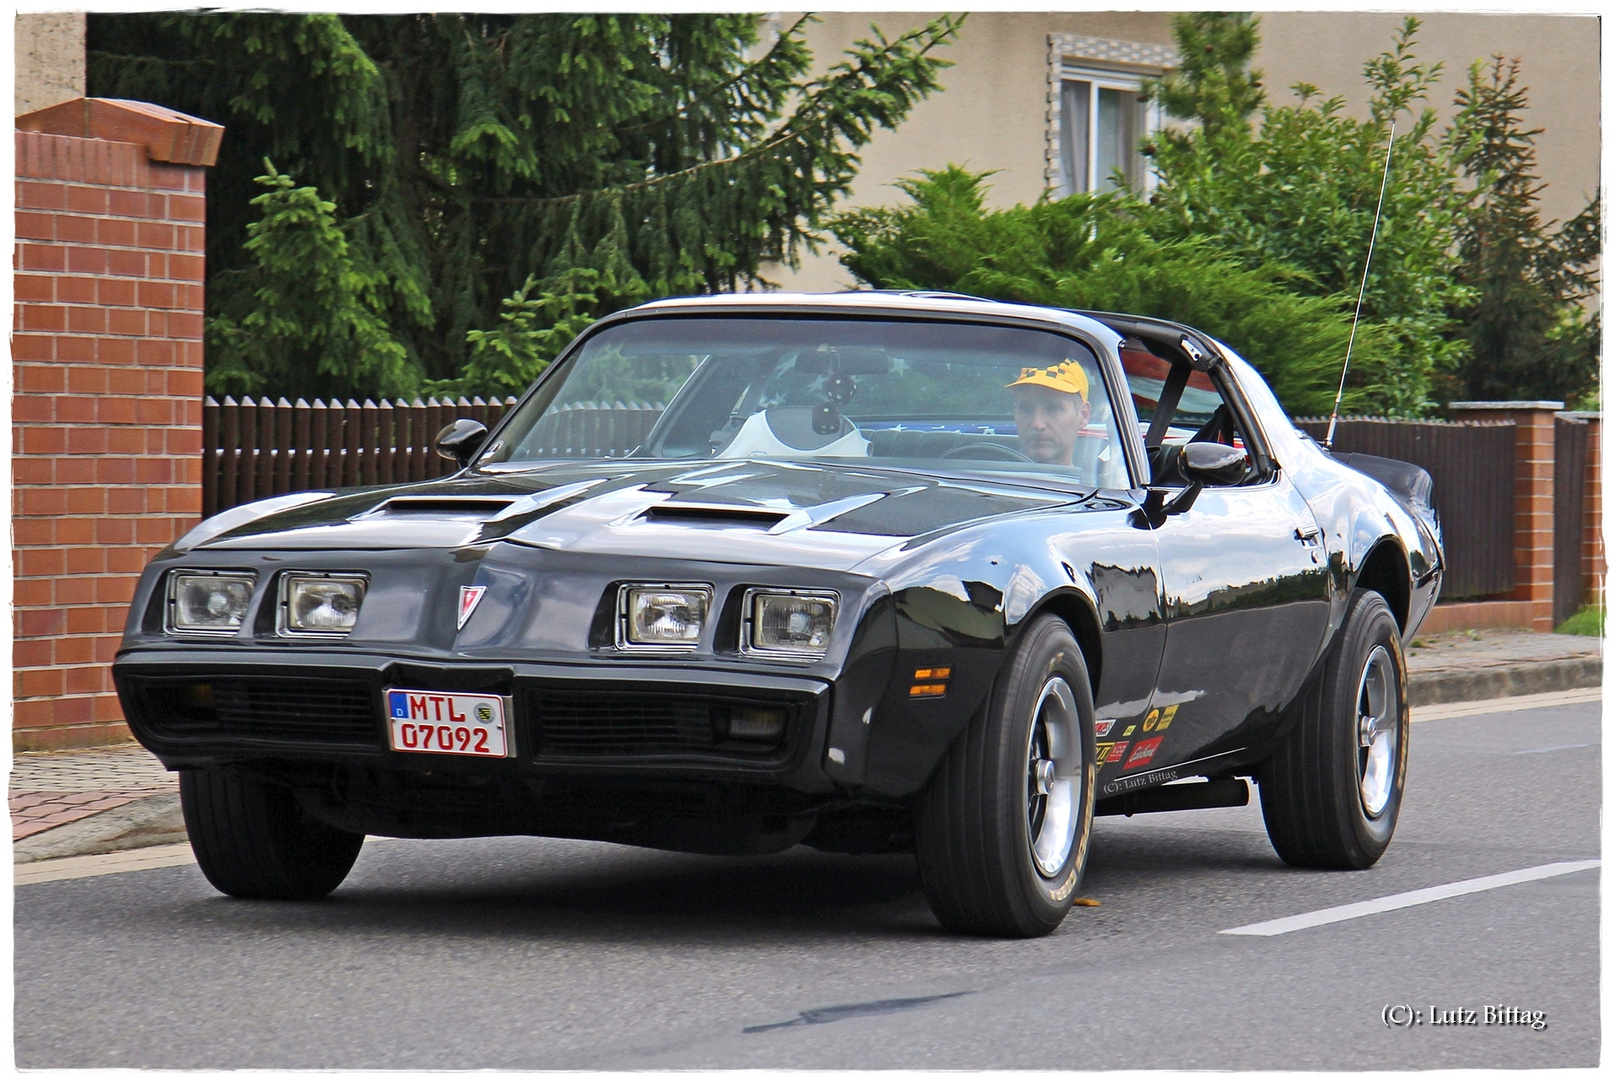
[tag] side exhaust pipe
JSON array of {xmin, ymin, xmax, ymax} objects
[{"xmin": 1096, "ymin": 778, "xmax": 1249, "ymax": 817}]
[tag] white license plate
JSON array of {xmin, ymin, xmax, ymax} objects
[{"xmin": 386, "ymin": 689, "xmax": 510, "ymax": 757}]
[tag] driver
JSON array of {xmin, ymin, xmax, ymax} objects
[{"xmin": 1007, "ymin": 360, "xmax": 1091, "ymax": 466}]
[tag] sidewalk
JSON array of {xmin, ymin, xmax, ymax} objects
[{"xmin": 10, "ymin": 628, "xmax": 1602, "ymax": 865}]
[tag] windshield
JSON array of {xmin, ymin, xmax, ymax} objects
[{"xmin": 480, "ymin": 316, "xmax": 1129, "ymax": 486}]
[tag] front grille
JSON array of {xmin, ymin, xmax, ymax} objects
[
  {"xmin": 131, "ymin": 676, "xmax": 379, "ymax": 748},
  {"xmin": 526, "ymin": 687, "xmax": 806, "ymax": 758}
]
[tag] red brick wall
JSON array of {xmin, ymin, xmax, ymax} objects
[{"xmin": 12, "ymin": 128, "xmax": 208, "ymax": 750}]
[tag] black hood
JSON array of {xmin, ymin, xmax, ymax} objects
[{"xmin": 183, "ymin": 460, "xmax": 1084, "ymax": 573}]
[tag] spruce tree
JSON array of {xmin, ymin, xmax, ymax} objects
[
  {"xmin": 1447, "ymin": 56, "xmax": 1601, "ymax": 406},
  {"xmin": 87, "ymin": 12, "xmax": 961, "ymax": 398}
]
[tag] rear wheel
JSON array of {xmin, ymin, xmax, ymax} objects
[
  {"xmin": 180, "ymin": 767, "xmax": 364, "ymax": 899},
  {"xmin": 914, "ymin": 616, "xmax": 1096, "ymax": 937},
  {"xmin": 1258, "ymin": 589, "xmax": 1408, "ymax": 869}
]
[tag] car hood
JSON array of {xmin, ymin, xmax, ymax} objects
[{"xmin": 182, "ymin": 460, "xmax": 1083, "ymax": 573}]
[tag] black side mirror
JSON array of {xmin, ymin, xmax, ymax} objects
[
  {"xmin": 1178, "ymin": 441, "xmax": 1248, "ymax": 487},
  {"xmin": 435, "ymin": 419, "xmax": 489, "ymax": 467}
]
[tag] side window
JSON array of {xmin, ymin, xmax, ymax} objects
[{"xmin": 1120, "ymin": 342, "xmax": 1254, "ymax": 487}]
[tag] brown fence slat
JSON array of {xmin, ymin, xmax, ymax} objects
[
  {"xmin": 292, "ymin": 399, "xmax": 312, "ymax": 493},
  {"xmin": 342, "ymin": 399, "xmax": 362, "ymax": 487},
  {"xmin": 272, "ymin": 397, "xmax": 293, "ymax": 496},
  {"xmin": 310, "ymin": 399, "xmax": 331, "ymax": 490},
  {"xmin": 1554, "ymin": 415, "xmax": 1589, "ymax": 625},
  {"xmin": 234, "ymin": 396, "xmax": 257, "ymax": 509},
  {"xmin": 218, "ymin": 396, "xmax": 239, "ymax": 514},
  {"xmin": 202, "ymin": 396, "xmax": 219, "ymax": 518},
  {"xmin": 377, "ymin": 399, "xmax": 395, "ymax": 486},
  {"xmin": 254, "ymin": 396, "xmax": 276, "ymax": 501}
]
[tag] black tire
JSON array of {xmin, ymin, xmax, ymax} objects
[
  {"xmin": 914, "ymin": 615, "xmax": 1097, "ymax": 937},
  {"xmin": 1258, "ymin": 589, "xmax": 1409, "ymax": 869},
  {"xmin": 180, "ymin": 767, "xmax": 364, "ymax": 900}
]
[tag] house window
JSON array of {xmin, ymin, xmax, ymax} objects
[
  {"xmin": 1046, "ymin": 34, "xmax": 1176, "ymax": 199},
  {"xmin": 1057, "ymin": 68, "xmax": 1152, "ymax": 196}
]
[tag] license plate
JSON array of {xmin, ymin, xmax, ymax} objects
[{"xmin": 386, "ymin": 689, "xmax": 510, "ymax": 757}]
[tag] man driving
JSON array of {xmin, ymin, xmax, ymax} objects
[{"xmin": 1007, "ymin": 360, "xmax": 1092, "ymax": 467}]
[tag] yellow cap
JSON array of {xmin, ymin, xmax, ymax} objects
[{"xmin": 1007, "ymin": 359, "xmax": 1089, "ymax": 398}]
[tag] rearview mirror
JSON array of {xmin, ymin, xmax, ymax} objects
[
  {"xmin": 1178, "ymin": 442, "xmax": 1248, "ymax": 487},
  {"xmin": 435, "ymin": 419, "xmax": 489, "ymax": 467}
]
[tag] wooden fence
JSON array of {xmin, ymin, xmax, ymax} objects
[
  {"xmin": 1293, "ymin": 417, "xmax": 1518, "ymax": 600},
  {"xmin": 203, "ymin": 396, "xmax": 516, "ymax": 516},
  {"xmin": 202, "ymin": 397, "xmax": 671, "ymax": 515}
]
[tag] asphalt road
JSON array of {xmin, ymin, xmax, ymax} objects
[{"xmin": 15, "ymin": 697, "xmax": 1600, "ymax": 1069}]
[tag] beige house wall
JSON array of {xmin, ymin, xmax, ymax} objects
[
  {"xmin": 1254, "ymin": 12, "xmax": 1600, "ymax": 232},
  {"xmin": 776, "ymin": 11, "xmax": 1176, "ymax": 291},
  {"xmin": 15, "ymin": 12, "xmax": 87, "ymax": 116},
  {"xmin": 773, "ymin": 10, "xmax": 1601, "ymax": 294}
]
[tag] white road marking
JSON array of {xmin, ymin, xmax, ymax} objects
[
  {"xmin": 1411, "ymin": 686, "xmax": 1602, "ymax": 723},
  {"xmin": 1220, "ymin": 860, "xmax": 1600, "ymax": 937},
  {"xmin": 13, "ymin": 834, "xmax": 394, "ymax": 886},
  {"xmin": 1510, "ymin": 743, "xmax": 1593, "ymax": 755}
]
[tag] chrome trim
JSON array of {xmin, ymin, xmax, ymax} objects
[
  {"xmin": 164, "ymin": 569, "xmax": 257, "ymax": 637},
  {"xmin": 615, "ymin": 583, "xmax": 713, "ymax": 652},
  {"xmin": 739, "ymin": 588, "xmax": 840, "ymax": 661},
  {"xmin": 276, "ymin": 571, "xmax": 369, "ymax": 638}
]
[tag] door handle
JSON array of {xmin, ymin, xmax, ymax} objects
[{"xmin": 1294, "ymin": 526, "xmax": 1322, "ymax": 545}]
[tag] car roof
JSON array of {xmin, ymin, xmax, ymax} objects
[{"xmin": 631, "ymin": 291, "xmax": 1125, "ymax": 347}]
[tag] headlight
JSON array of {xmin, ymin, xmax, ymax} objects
[
  {"xmin": 619, "ymin": 584, "xmax": 712, "ymax": 649},
  {"xmin": 744, "ymin": 590, "xmax": 838, "ymax": 659},
  {"xmin": 168, "ymin": 571, "xmax": 255, "ymax": 634},
  {"xmin": 280, "ymin": 573, "xmax": 368, "ymax": 635}
]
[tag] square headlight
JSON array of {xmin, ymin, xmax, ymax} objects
[
  {"xmin": 168, "ymin": 571, "xmax": 255, "ymax": 635},
  {"xmin": 620, "ymin": 585, "xmax": 712, "ymax": 649},
  {"xmin": 280, "ymin": 573, "xmax": 368, "ymax": 635},
  {"xmin": 745, "ymin": 590, "xmax": 838, "ymax": 659}
]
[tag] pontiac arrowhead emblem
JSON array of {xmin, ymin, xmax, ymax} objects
[{"xmin": 457, "ymin": 585, "xmax": 487, "ymax": 630}]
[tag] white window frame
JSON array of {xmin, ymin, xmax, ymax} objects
[{"xmin": 1046, "ymin": 34, "xmax": 1177, "ymax": 199}]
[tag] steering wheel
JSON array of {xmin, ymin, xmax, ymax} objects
[{"xmin": 940, "ymin": 441, "xmax": 1037, "ymax": 463}]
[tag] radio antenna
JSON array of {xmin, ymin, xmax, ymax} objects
[{"xmin": 1325, "ymin": 120, "xmax": 1396, "ymax": 450}]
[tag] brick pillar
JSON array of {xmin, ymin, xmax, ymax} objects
[
  {"xmin": 1451, "ymin": 401, "xmax": 1564, "ymax": 632},
  {"xmin": 12, "ymin": 99, "xmax": 222, "ymax": 751}
]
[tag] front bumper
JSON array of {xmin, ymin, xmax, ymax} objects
[{"xmin": 113, "ymin": 649, "xmax": 840, "ymax": 796}]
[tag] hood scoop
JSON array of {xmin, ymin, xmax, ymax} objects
[
  {"xmin": 363, "ymin": 496, "xmax": 517, "ymax": 520},
  {"xmin": 641, "ymin": 503, "xmax": 790, "ymax": 528}
]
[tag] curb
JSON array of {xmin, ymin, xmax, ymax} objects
[
  {"xmin": 1408, "ymin": 657, "xmax": 1603, "ymax": 707},
  {"xmin": 11, "ymin": 659, "xmax": 1603, "ymax": 868},
  {"xmin": 13, "ymin": 794, "xmax": 186, "ymax": 865}
]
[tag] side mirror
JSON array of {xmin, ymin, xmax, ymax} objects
[
  {"xmin": 435, "ymin": 419, "xmax": 489, "ymax": 467},
  {"xmin": 1178, "ymin": 441, "xmax": 1248, "ymax": 487}
]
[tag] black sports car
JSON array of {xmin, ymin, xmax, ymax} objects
[{"xmin": 114, "ymin": 292, "xmax": 1442, "ymax": 937}]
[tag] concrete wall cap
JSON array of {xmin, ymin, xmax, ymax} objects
[
  {"xmin": 1449, "ymin": 400, "xmax": 1567, "ymax": 411},
  {"xmin": 15, "ymin": 97, "xmax": 222, "ymax": 167}
]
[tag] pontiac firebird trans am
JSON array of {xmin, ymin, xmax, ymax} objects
[{"xmin": 114, "ymin": 292, "xmax": 1443, "ymax": 937}]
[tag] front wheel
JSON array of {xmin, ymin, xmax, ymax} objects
[
  {"xmin": 914, "ymin": 615, "xmax": 1096, "ymax": 937},
  {"xmin": 1258, "ymin": 588, "xmax": 1409, "ymax": 869},
  {"xmin": 180, "ymin": 767, "xmax": 364, "ymax": 899}
]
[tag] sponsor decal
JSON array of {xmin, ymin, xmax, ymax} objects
[
  {"xmin": 1125, "ymin": 736, "xmax": 1164, "ymax": 769},
  {"xmin": 1106, "ymin": 741, "xmax": 1129, "ymax": 764},
  {"xmin": 1094, "ymin": 719, "xmax": 1115, "ymax": 737},
  {"xmin": 1141, "ymin": 704, "xmax": 1180, "ymax": 733},
  {"xmin": 1095, "ymin": 742, "xmax": 1113, "ymax": 764},
  {"xmin": 457, "ymin": 585, "xmax": 487, "ymax": 630},
  {"xmin": 1122, "ymin": 725, "xmax": 1136, "ymax": 737}
]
